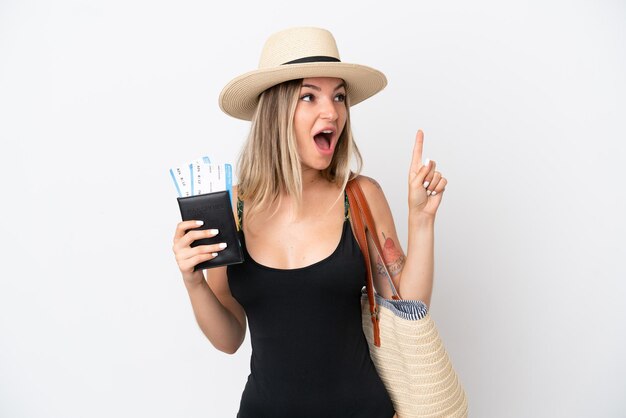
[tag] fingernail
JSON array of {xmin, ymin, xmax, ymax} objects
[
  {"xmin": 431, "ymin": 191, "xmax": 437, "ymax": 196},
  {"xmin": 427, "ymin": 190, "xmax": 432, "ymax": 196},
  {"xmin": 218, "ymin": 242, "xmax": 227, "ymax": 249},
  {"xmin": 209, "ymin": 229, "xmax": 219, "ymax": 235},
  {"xmin": 423, "ymin": 181, "xmax": 430, "ymax": 188},
  {"xmin": 424, "ymin": 158, "xmax": 430, "ymax": 166},
  {"xmin": 195, "ymin": 220, "xmax": 204, "ymax": 226},
  {"xmin": 212, "ymin": 253, "xmax": 218, "ymax": 257}
]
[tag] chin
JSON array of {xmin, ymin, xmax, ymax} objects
[{"xmin": 302, "ymin": 159, "xmax": 333, "ymax": 172}]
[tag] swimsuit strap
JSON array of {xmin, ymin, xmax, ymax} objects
[{"xmin": 237, "ymin": 196, "xmax": 244, "ymax": 230}]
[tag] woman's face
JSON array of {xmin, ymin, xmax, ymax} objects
[{"xmin": 293, "ymin": 77, "xmax": 347, "ymax": 172}]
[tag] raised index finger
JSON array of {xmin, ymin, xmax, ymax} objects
[{"xmin": 409, "ymin": 130, "xmax": 425, "ymax": 175}]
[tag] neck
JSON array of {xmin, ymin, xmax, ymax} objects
[{"xmin": 301, "ymin": 167, "xmax": 324, "ymax": 190}]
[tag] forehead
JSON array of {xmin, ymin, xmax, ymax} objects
[{"xmin": 301, "ymin": 77, "xmax": 345, "ymax": 89}]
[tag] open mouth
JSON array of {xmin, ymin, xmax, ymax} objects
[{"xmin": 313, "ymin": 130, "xmax": 334, "ymax": 151}]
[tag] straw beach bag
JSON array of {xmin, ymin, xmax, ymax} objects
[{"xmin": 346, "ymin": 179, "xmax": 468, "ymax": 418}]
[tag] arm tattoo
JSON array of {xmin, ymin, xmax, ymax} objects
[
  {"xmin": 374, "ymin": 233, "xmax": 406, "ymax": 278},
  {"xmin": 380, "ymin": 233, "xmax": 405, "ymax": 277},
  {"xmin": 376, "ymin": 254, "xmax": 388, "ymax": 278}
]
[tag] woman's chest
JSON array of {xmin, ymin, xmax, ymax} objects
[{"xmin": 244, "ymin": 215, "xmax": 345, "ymax": 270}]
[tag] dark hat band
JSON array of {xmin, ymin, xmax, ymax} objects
[{"xmin": 282, "ymin": 56, "xmax": 341, "ymax": 65}]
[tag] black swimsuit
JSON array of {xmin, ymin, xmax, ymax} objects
[{"xmin": 226, "ymin": 192, "xmax": 395, "ymax": 418}]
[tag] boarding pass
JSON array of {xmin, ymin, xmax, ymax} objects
[{"xmin": 169, "ymin": 156, "xmax": 233, "ymax": 198}]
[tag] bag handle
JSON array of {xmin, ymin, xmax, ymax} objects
[
  {"xmin": 346, "ymin": 178, "xmax": 402, "ymax": 347},
  {"xmin": 347, "ymin": 178, "xmax": 402, "ymax": 298}
]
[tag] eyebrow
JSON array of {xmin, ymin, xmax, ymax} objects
[{"xmin": 301, "ymin": 81, "xmax": 346, "ymax": 92}]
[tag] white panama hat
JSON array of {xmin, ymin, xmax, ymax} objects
[{"xmin": 218, "ymin": 27, "xmax": 388, "ymax": 121}]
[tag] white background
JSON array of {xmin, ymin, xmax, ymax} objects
[{"xmin": 1, "ymin": 0, "xmax": 625, "ymax": 417}]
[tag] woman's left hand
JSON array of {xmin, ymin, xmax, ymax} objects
[{"xmin": 408, "ymin": 130, "xmax": 447, "ymax": 219}]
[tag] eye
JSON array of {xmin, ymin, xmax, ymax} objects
[
  {"xmin": 300, "ymin": 93, "xmax": 314, "ymax": 102},
  {"xmin": 334, "ymin": 93, "xmax": 346, "ymax": 102}
]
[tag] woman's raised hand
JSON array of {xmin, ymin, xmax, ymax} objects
[
  {"xmin": 172, "ymin": 221, "xmax": 227, "ymax": 283},
  {"xmin": 408, "ymin": 130, "xmax": 447, "ymax": 219}
]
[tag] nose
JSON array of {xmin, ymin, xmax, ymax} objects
[
  {"xmin": 322, "ymin": 112, "xmax": 336, "ymax": 121},
  {"xmin": 320, "ymin": 98, "xmax": 338, "ymax": 121}
]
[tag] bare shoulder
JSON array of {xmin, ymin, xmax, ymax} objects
[
  {"xmin": 354, "ymin": 175, "xmax": 392, "ymax": 213},
  {"xmin": 352, "ymin": 174, "xmax": 396, "ymax": 236}
]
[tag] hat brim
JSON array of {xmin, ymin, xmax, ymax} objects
[{"xmin": 219, "ymin": 62, "xmax": 387, "ymax": 121}]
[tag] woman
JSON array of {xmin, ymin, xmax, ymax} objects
[{"xmin": 172, "ymin": 27, "xmax": 447, "ymax": 418}]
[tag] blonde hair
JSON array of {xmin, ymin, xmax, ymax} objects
[{"xmin": 237, "ymin": 79, "xmax": 362, "ymax": 220}]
